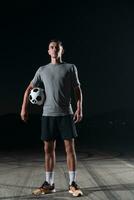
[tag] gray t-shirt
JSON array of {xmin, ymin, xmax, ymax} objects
[{"xmin": 31, "ymin": 62, "xmax": 80, "ymax": 116}]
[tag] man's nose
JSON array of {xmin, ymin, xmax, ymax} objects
[{"xmin": 53, "ymin": 47, "xmax": 58, "ymax": 52}]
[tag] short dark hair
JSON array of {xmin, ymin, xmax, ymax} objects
[{"xmin": 48, "ymin": 39, "xmax": 63, "ymax": 47}]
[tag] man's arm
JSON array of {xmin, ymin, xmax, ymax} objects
[
  {"xmin": 73, "ymin": 86, "xmax": 83, "ymax": 123},
  {"xmin": 20, "ymin": 83, "xmax": 33, "ymax": 122}
]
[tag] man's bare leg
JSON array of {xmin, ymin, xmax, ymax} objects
[
  {"xmin": 44, "ymin": 140, "xmax": 56, "ymax": 185},
  {"xmin": 32, "ymin": 140, "xmax": 56, "ymax": 195},
  {"xmin": 64, "ymin": 139, "xmax": 83, "ymax": 197}
]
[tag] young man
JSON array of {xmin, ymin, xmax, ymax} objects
[{"xmin": 20, "ymin": 39, "xmax": 83, "ymax": 197}]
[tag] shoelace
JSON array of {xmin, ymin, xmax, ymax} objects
[
  {"xmin": 41, "ymin": 181, "xmax": 49, "ymax": 188},
  {"xmin": 71, "ymin": 181, "xmax": 78, "ymax": 189}
]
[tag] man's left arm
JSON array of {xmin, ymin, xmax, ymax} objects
[{"xmin": 73, "ymin": 86, "xmax": 83, "ymax": 123}]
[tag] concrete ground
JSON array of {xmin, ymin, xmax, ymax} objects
[{"xmin": 0, "ymin": 145, "xmax": 134, "ymax": 200}]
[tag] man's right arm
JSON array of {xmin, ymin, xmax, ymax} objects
[{"xmin": 20, "ymin": 83, "xmax": 33, "ymax": 122}]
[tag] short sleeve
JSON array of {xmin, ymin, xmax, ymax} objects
[
  {"xmin": 71, "ymin": 64, "xmax": 80, "ymax": 88},
  {"xmin": 31, "ymin": 67, "xmax": 42, "ymax": 87}
]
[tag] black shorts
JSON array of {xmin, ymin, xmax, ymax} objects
[{"xmin": 41, "ymin": 115, "xmax": 78, "ymax": 141}]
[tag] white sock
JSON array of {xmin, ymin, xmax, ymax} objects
[
  {"xmin": 69, "ymin": 171, "xmax": 77, "ymax": 185},
  {"xmin": 45, "ymin": 171, "xmax": 54, "ymax": 185}
]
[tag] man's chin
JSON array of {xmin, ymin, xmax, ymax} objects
[
  {"xmin": 52, "ymin": 55, "xmax": 60, "ymax": 59},
  {"xmin": 52, "ymin": 55, "xmax": 58, "ymax": 58}
]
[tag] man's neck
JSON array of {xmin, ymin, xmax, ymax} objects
[{"xmin": 51, "ymin": 58, "xmax": 62, "ymax": 64}]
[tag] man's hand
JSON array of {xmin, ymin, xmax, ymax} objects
[
  {"xmin": 73, "ymin": 109, "xmax": 83, "ymax": 123},
  {"xmin": 20, "ymin": 83, "xmax": 33, "ymax": 123},
  {"xmin": 73, "ymin": 86, "xmax": 83, "ymax": 123},
  {"xmin": 20, "ymin": 109, "xmax": 29, "ymax": 123}
]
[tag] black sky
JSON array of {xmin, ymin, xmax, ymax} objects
[{"xmin": 0, "ymin": 1, "xmax": 134, "ymax": 117}]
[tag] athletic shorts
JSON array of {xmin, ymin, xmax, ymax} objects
[{"xmin": 41, "ymin": 115, "xmax": 78, "ymax": 141}]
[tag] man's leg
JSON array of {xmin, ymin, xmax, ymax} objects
[
  {"xmin": 64, "ymin": 139, "xmax": 77, "ymax": 183},
  {"xmin": 44, "ymin": 140, "xmax": 56, "ymax": 185},
  {"xmin": 44, "ymin": 140, "xmax": 56, "ymax": 172},
  {"xmin": 64, "ymin": 139, "xmax": 76, "ymax": 171},
  {"xmin": 64, "ymin": 139, "xmax": 83, "ymax": 197},
  {"xmin": 32, "ymin": 140, "xmax": 56, "ymax": 195}
]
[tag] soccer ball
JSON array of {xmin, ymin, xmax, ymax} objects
[{"xmin": 29, "ymin": 87, "xmax": 45, "ymax": 106}]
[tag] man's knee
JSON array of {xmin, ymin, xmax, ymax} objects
[
  {"xmin": 64, "ymin": 139, "xmax": 75, "ymax": 154},
  {"xmin": 44, "ymin": 141, "xmax": 56, "ymax": 154}
]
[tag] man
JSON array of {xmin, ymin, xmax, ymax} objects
[{"xmin": 20, "ymin": 39, "xmax": 83, "ymax": 197}]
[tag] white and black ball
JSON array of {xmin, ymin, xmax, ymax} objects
[{"xmin": 29, "ymin": 87, "xmax": 45, "ymax": 106}]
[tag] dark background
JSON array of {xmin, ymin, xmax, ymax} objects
[{"xmin": 0, "ymin": 1, "xmax": 134, "ymax": 150}]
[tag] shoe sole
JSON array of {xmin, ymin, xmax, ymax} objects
[
  {"xmin": 69, "ymin": 190, "xmax": 83, "ymax": 197},
  {"xmin": 41, "ymin": 189, "xmax": 56, "ymax": 195},
  {"xmin": 32, "ymin": 189, "xmax": 56, "ymax": 195}
]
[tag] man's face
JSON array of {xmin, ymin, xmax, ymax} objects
[{"xmin": 48, "ymin": 42, "xmax": 63, "ymax": 59}]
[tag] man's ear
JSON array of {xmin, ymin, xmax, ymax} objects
[
  {"xmin": 61, "ymin": 48, "xmax": 64, "ymax": 55},
  {"xmin": 48, "ymin": 49, "xmax": 50, "ymax": 55}
]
